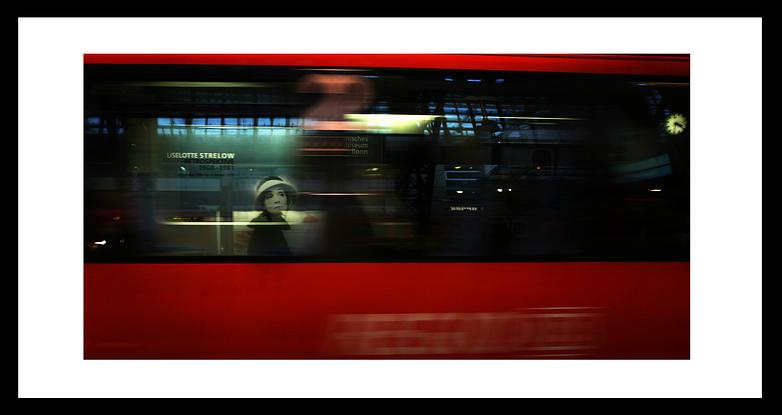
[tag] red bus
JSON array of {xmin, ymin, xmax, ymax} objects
[{"xmin": 84, "ymin": 54, "xmax": 689, "ymax": 358}]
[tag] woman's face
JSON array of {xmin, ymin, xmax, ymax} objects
[{"xmin": 263, "ymin": 188, "xmax": 287, "ymax": 214}]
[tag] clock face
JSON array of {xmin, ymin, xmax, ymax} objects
[{"xmin": 665, "ymin": 113, "xmax": 688, "ymax": 135}]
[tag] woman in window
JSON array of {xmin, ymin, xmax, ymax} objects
[{"xmin": 247, "ymin": 176, "xmax": 297, "ymax": 256}]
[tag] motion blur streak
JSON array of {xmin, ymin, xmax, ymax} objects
[{"xmin": 324, "ymin": 308, "xmax": 606, "ymax": 357}]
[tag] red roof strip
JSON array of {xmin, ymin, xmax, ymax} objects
[{"xmin": 83, "ymin": 54, "xmax": 689, "ymax": 76}]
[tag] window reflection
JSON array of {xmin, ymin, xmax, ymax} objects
[{"xmin": 85, "ymin": 65, "xmax": 689, "ymax": 260}]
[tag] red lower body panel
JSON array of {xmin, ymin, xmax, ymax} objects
[{"xmin": 84, "ymin": 262, "xmax": 689, "ymax": 359}]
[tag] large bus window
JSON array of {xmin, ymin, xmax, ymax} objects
[{"xmin": 85, "ymin": 65, "xmax": 689, "ymax": 261}]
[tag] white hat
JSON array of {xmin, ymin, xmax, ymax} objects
[
  {"xmin": 255, "ymin": 176, "xmax": 297, "ymax": 210},
  {"xmin": 256, "ymin": 178, "xmax": 295, "ymax": 195}
]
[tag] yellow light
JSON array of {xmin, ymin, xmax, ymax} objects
[
  {"xmin": 456, "ymin": 190, "xmax": 464, "ymax": 194},
  {"xmin": 485, "ymin": 116, "xmax": 583, "ymax": 121},
  {"xmin": 454, "ymin": 166, "xmax": 462, "ymax": 170},
  {"xmin": 344, "ymin": 114, "xmax": 440, "ymax": 133},
  {"xmin": 93, "ymin": 240, "xmax": 107, "ymax": 245},
  {"xmin": 650, "ymin": 188, "xmax": 662, "ymax": 192}
]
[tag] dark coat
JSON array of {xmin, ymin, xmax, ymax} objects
[{"xmin": 247, "ymin": 212, "xmax": 290, "ymax": 256}]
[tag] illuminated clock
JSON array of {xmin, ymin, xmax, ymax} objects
[{"xmin": 665, "ymin": 113, "xmax": 688, "ymax": 135}]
